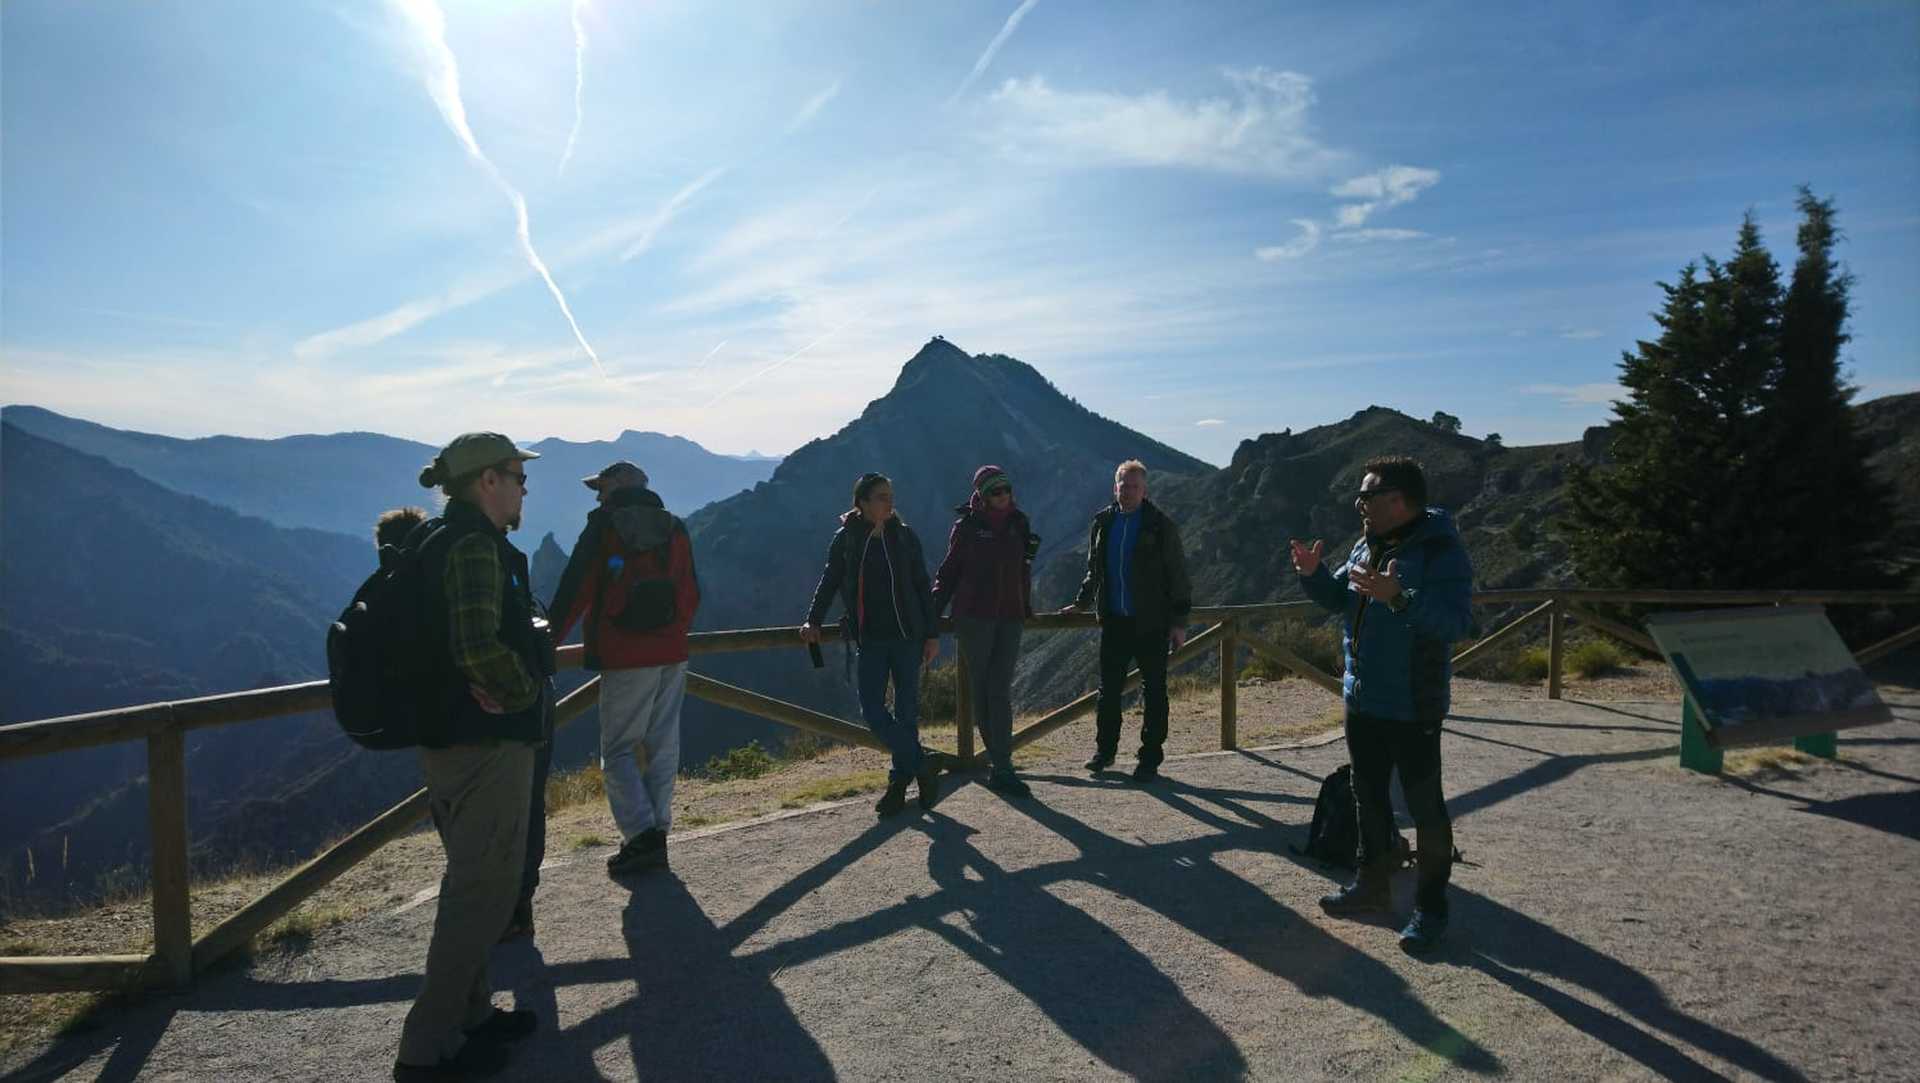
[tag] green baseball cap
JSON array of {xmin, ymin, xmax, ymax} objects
[{"xmin": 421, "ymin": 432, "xmax": 539, "ymax": 488}]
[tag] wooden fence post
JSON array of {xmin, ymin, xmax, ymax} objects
[
  {"xmin": 1219, "ymin": 618, "xmax": 1238, "ymax": 750},
  {"xmin": 1546, "ymin": 598, "xmax": 1565, "ymax": 701},
  {"xmin": 146, "ymin": 725, "xmax": 192, "ymax": 986},
  {"xmin": 954, "ymin": 649, "xmax": 974, "ymax": 765}
]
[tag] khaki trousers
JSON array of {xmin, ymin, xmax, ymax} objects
[{"xmin": 397, "ymin": 740, "xmax": 534, "ymax": 1065}]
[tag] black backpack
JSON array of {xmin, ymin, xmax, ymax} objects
[
  {"xmin": 326, "ymin": 520, "xmax": 452, "ymax": 750},
  {"xmin": 1294, "ymin": 764, "xmax": 1362, "ymax": 867}
]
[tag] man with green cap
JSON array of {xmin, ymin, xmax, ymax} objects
[{"xmin": 394, "ymin": 432, "xmax": 553, "ymax": 1082}]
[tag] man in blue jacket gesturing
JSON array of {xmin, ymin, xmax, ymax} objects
[{"xmin": 1292, "ymin": 455, "xmax": 1475, "ymax": 954}]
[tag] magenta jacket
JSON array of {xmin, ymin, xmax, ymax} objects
[{"xmin": 932, "ymin": 502, "xmax": 1035, "ymax": 621}]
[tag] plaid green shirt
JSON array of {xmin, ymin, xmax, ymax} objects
[{"xmin": 444, "ymin": 532, "xmax": 540, "ymax": 713}]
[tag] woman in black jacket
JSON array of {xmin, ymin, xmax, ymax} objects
[{"xmin": 799, "ymin": 472, "xmax": 942, "ymax": 816}]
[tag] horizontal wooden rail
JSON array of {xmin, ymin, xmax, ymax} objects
[
  {"xmin": 0, "ymin": 954, "xmax": 152, "ymax": 995},
  {"xmin": 1006, "ymin": 621, "xmax": 1227, "ymax": 758},
  {"xmin": 1563, "ymin": 604, "xmax": 1661, "ymax": 654},
  {"xmin": 1241, "ymin": 636, "xmax": 1344, "ymax": 696},
  {"xmin": 686, "ymin": 673, "xmax": 889, "ymax": 752},
  {"xmin": 1469, "ymin": 589, "xmax": 1920, "ymax": 606},
  {"xmin": 1451, "ymin": 600, "xmax": 1557, "ymax": 671}
]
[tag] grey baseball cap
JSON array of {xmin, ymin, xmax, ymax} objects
[
  {"xmin": 583, "ymin": 460, "xmax": 649, "ymax": 491},
  {"xmin": 421, "ymin": 432, "xmax": 539, "ymax": 488}
]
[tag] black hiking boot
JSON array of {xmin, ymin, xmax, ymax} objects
[
  {"xmin": 1318, "ymin": 877, "xmax": 1391, "ymax": 918},
  {"xmin": 1130, "ymin": 762, "xmax": 1160, "ymax": 784},
  {"xmin": 607, "ymin": 829, "xmax": 667, "ymax": 877},
  {"xmin": 1399, "ymin": 908, "xmax": 1449, "ymax": 955},
  {"xmin": 393, "ymin": 1037, "xmax": 510, "ymax": 1081},
  {"xmin": 875, "ymin": 778, "xmax": 909, "ymax": 817},
  {"xmin": 465, "ymin": 1008, "xmax": 538, "ymax": 1045},
  {"xmin": 1084, "ymin": 750, "xmax": 1116, "ymax": 772},
  {"xmin": 984, "ymin": 771, "xmax": 1032, "ymax": 798}
]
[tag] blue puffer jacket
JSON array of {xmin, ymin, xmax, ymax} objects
[{"xmin": 1299, "ymin": 509, "xmax": 1476, "ymax": 722}]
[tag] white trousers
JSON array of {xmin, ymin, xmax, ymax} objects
[{"xmin": 599, "ymin": 662, "xmax": 687, "ymax": 841}]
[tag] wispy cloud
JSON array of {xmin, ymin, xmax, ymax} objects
[
  {"xmin": 986, "ymin": 67, "xmax": 1343, "ymax": 178},
  {"xmin": 1558, "ymin": 327, "xmax": 1604, "ymax": 340},
  {"xmin": 1195, "ymin": 418, "xmax": 1225, "ymax": 426},
  {"xmin": 952, "ymin": 0, "xmax": 1041, "ymax": 105},
  {"xmin": 388, "ymin": 0, "xmax": 605, "ymax": 377},
  {"xmin": 557, "ymin": 0, "xmax": 589, "ymax": 178},
  {"xmin": 1255, "ymin": 219, "xmax": 1320, "ymax": 261},
  {"xmin": 1331, "ymin": 164, "xmax": 1440, "ymax": 228},
  {"xmin": 786, "ymin": 79, "xmax": 842, "ymax": 134},
  {"xmin": 619, "ymin": 167, "xmax": 728, "ymax": 261},
  {"xmin": 692, "ymin": 339, "xmax": 727, "ymax": 371},
  {"xmin": 702, "ymin": 316, "xmax": 861, "ymax": 410},
  {"xmin": 1520, "ymin": 382, "xmax": 1622, "ymax": 406},
  {"xmin": 1332, "ymin": 227, "xmax": 1429, "ymax": 243}
]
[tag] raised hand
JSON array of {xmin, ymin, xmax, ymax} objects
[
  {"xmin": 798, "ymin": 622, "xmax": 821, "ymax": 644},
  {"xmin": 1349, "ymin": 558, "xmax": 1403, "ymax": 602},
  {"xmin": 1289, "ymin": 538, "xmax": 1325, "ymax": 576}
]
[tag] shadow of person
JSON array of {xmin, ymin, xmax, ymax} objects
[
  {"xmin": 553, "ymin": 874, "xmax": 836, "ymax": 1082},
  {"xmin": 919, "ymin": 818, "xmax": 1250, "ymax": 1080},
  {"xmin": 489, "ymin": 938, "xmax": 606, "ymax": 1082},
  {"xmin": 1455, "ymin": 889, "xmax": 1810, "ymax": 1082}
]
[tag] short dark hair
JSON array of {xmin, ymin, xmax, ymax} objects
[
  {"xmin": 849, "ymin": 472, "xmax": 891, "ymax": 517},
  {"xmin": 374, "ymin": 506, "xmax": 428, "ymax": 550},
  {"xmin": 1362, "ymin": 455, "xmax": 1427, "ymax": 507}
]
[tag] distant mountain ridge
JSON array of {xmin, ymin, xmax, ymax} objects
[{"xmin": 0, "ymin": 405, "xmax": 778, "ymax": 548}]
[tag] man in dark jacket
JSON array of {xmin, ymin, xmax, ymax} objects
[
  {"xmin": 396, "ymin": 433, "xmax": 551, "ymax": 1081},
  {"xmin": 548, "ymin": 461, "xmax": 702, "ymax": 880},
  {"xmin": 1062, "ymin": 459, "xmax": 1193, "ymax": 783},
  {"xmin": 1293, "ymin": 454, "xmax": 1475, "ymax": 955}
]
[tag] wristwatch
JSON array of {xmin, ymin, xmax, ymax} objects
[{"xmin": 1387, "ymin": 589, "xmax": 1413, "ymax": 614}]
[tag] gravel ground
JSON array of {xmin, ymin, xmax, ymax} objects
[{"xmin": 5, "ymin": 679, "xmax": 1917, "ymax": 1083}]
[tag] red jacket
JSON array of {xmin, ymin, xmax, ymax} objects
[
  {"xmin": 549, "ymin": 489, "xmax": 700, "ymax": 669},
  {"xmin": 932, "ymin": 503, "xmax": 1034, "ymax": 621}
]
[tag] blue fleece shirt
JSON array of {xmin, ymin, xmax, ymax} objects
[
  {"xmin": 1104, "ymin": 507, "xmax": 1142, "ymax": 616},
  {"xmin": 1299, "ymin": 508, "xmax": 1477, "ymax": 722}
]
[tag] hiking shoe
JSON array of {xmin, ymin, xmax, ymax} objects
[
  {"xmin": 607, "ymin": 830, "xmax": 667, "ymax": 877},
  {"xmin": 1130, "ymin": 762, "xmax": 1160, "ymax": 784},
  {"xmin": 465, "ymin": 1008, "xmax": 538, "ymax": 1044},
  {"xmin": 875, "ymin": 779, "xmax": 909, "ymax": 817},
  {"xmin": 1318, "ymin": 879, "xmax": 1391, "ymax": 918},
  {"xmin": 984, "ymin": 773, "xmax": 1032, "ymax": 798},
  {"xmin": 916, "ymin": 762, "xmax": 943, "ymax": 811},
  {"xmin": 393, "ymin": 1037, "xmax": 509, "ymax": 1081},
  {"xmin": 1084, "ymin": 751, "xmax": 1116, "ymax": 772},
  {"xmin": 1399, "ymin": 908, "xmax": 1449, "ymax": 955}
]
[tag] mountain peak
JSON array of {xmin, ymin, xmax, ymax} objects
[{"xmin": 894, "ymin": 336, "xmax": 974, "ymax": 388}]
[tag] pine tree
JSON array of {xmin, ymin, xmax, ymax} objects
[{"xmin": 1562, "ymin": 193, "xmax": 1886, "ymax": 591}]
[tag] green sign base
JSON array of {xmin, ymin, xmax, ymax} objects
[
  {"xmin": 1793, "ymin": 732, "xmax": 1838, "ymax": 759},
  {"xmin": 1679, "ymin": 699, "xmax": 1723, "ymax": 774}
]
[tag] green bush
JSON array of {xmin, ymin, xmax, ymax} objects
[
  {"xmin": 702, "ymin": 741, "xmax": 775, "ymax": 781},
  {"xmin": 1509, "ymin": 647, "xmax": 1551, "ymax": 682},
  {"xmin": 1568, "ymin": 639, "xmax": 1630, "ymax": 678},
  {"xmin": 918, "ymin": 660, "xmax": 959, "ymax": 723}
]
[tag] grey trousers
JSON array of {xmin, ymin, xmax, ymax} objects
[
  {"xmin": 599, "ymin": 663, "xmax": 688, "ymax": 841},
  {"xmin": 399, "ymin": 741, "xmax": 535, "ymax": 1065},
  {"xmin": 956, "ymin": 616, "xmax": 1024, "ymax": 775}
]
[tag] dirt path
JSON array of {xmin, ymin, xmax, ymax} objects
[{"xmin": 6, "ymin": 679, "xmax": 1918, "ymax": 1082}]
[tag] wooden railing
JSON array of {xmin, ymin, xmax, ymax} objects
[{"xmin": 1, "ymin": 589, "xmax": 1913, "ymax": 995}]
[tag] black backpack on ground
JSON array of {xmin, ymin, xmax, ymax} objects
[
  {"xmin": 326, "ymin": 520, "xmax": 453, "ymax": 750},
  {"xmin": 1292, "ymin": 764, "xmax": 1417, "ymax": 868}
]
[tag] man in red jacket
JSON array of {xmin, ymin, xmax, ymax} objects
[{"xmin": 549, "ymin": 461, "xmax": 701, "ymax": 877}]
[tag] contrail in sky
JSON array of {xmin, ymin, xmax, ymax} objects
[
  {"xmin": 950, "ymin": 0, "xmax": 1040, "ymax": 105},
  {"xmin": 693, "ymin": 339, "xmax": 728, "ymax": 371},
  {"xmin": 392, "ymin": 0, "xmax": 605, "ymax": 377},
  {"xmin": 558, "ymin": 0, "xmax": 588, "ymax": 177},
  {"xmin": 703, "ymin": 319, "xmax": 859, "ymax": 409}
]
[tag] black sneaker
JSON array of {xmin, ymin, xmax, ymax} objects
[
  {"xmin": 916, "ymin": 762, "xmax": 942, "ymax": 811},
  {"xmin": 1318, "ymin": 879, "xmax": 1391, "ymax": 918},
  {"xmin": 393, "ymin": 1037, "xmax": 510, "ymax": 1081},
  {"xmin": 1399, "ymin": 908, "xmax": 1449, "ymax": 955},
  {"xmin": 465, "ymin": 1008, "xmax": 538, "ymax": 1044},
  {"xmin": 984, "ymin": 773, "xmax": 1032, "ymax": 798},
  {"xmin": 875, "ymin": 779, "xmax": 909, "ymax": 817},
  {"xmin": 1084, "ymin": 751, "xmax": 1116, "ymax": 772},
  {"xmin": 1130, "ymin": 763, "xmax": 1160, "ymax": 784}
]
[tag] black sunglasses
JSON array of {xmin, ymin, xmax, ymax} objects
[
  {"xmin": 1353, "ymin": 486, "xmax": 1398, "ymax": 502},
  {"xmin": 495, "ymin": 468, "xmax": 528, "ymax": 489}
]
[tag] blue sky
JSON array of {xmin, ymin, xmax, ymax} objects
[{"xmin": 4, "ymin": 1, "xmax": 1916, "ymax": 463}]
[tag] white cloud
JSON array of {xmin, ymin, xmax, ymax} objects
[
  {"xmin": 952, "ymin": 0, "xmax": 1041, "ymax": 105},
  {"xmin": 1255, "ymin": 219, "xmax": 1320, "ymax": 261},
  {"xmin": 1558, "ymin": 327, "xmax": 1604, "ymax": 340},
  {"xmin": 1520, "ymin": 382, "xmax": 1622, "ymax": 406},
  {"xmin": 1195, "ymin": 418, "xmax": 1225, "ymax": 426},
  {"xmin": 785, "ymin": 79, "xmax": 842, "ymax": 134},
  {"xmin": 557, "ymin": 0, "xmax": 589, "ymax": 177},
  {"xmin": 1330, "ymin": 164, "xmax": 1440, "ymax": 227},
  {"xmin": 1331, "ymin": 227, "xmax": 1429, "ymax": 243},
  {"xmin": 986, "ymin": 67, "xmax": 1342, "ymax": 178}
]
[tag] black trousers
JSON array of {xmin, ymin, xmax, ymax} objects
[
  {"xmin": 1346, "ymin": 708, "xmax": 1453, "ymax": 913},
  {"xmin": 1095, "ymin": 615, "xmax": 1171, "ymax": 768},
  {"xmin": 515, "ymin": 738, "xmax": 551, "ymax": 920}
]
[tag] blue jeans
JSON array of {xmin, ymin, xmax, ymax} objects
[{"xmin": 857, "ymin": 638, "xmax": 926, "ymax": 782}]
